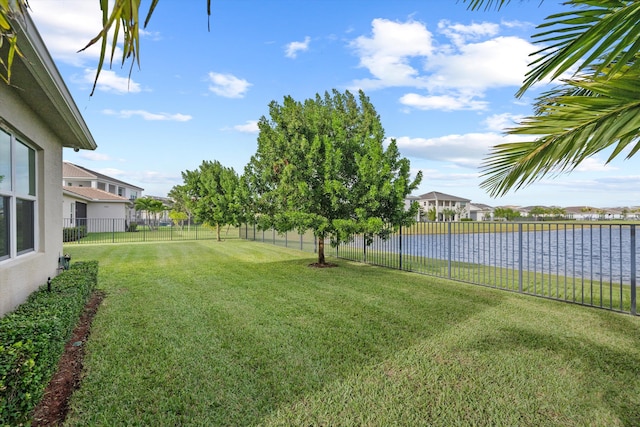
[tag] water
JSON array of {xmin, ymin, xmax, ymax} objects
[{"xmin": 363, "ymin": 225, "xmax": 639, "ymax": 284}]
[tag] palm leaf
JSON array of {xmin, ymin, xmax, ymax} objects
[
  {"xmin": 0, "ymin": 0, "xmax": 28, "ymax": 84},
  {"xmin": 481, "ymin": 64, "xmax": 640, "ymax": 196},
  {"xmin": 519, "ymin": 0, "xmax": 640, "ymax": 95},
  {"xmin": 460, "ymin": 0, "xmax": 512, "ymax": 11},
  {"xmin": 78, "ymin": 0, "xmax": 212, "ymax": 96}
]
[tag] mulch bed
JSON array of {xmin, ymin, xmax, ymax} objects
[
  {"xmin": 308, "ymin": 262, "xmax": 338, "ymax": 268},
  {"xmin": 31, "ymin": 290, "xmax": 105, "ymax": 426}
]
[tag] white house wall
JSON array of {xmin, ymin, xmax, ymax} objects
[
  {"xmin": 87, "ymin": 203, "xmax": 127, "ymax": 232},
  {"xmin": 0, "ymin": 84, "xmax": 64, "ymax": 316}
]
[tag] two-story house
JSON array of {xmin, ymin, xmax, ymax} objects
[
  {"xmin": 62, "ymin": 162, "xmax": 144, "ymax": 232},
  {"xmin": 415, "ymin": 191, "xmax": 471, "ymax": 222}
]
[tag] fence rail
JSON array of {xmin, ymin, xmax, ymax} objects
[
  {"xmin": 63, "ymin": 218, "xmax": 227, "ymax": 244},
  {"xmin": 239, "ymin": 222, "xmax": 639, "ymax": 316}
]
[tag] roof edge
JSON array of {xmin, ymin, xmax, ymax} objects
[{"xmin": 14, "ymin": 12, "xmax": 97, "ymax": 150}]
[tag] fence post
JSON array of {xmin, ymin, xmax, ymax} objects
[
  {"xmin": 112, "ymin": 219, "xmax": 115, "ymax": 243},
  {"xmin": 518, "ymin": 223, "xmax": 523, "ymax": 293},
  {"xmin": 447, "ymin": 222, "xmax": 452, "ymax": 279},
  {"xmin": 399, "ymin": 224, "xmax": 403, "ymax": 271},
  {"xmin": 631, "ymin": 225, "xmax": 637, "ymax": 316}
]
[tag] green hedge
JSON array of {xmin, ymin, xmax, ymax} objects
[
  {"xmin": 0, "ymin": 261, "xmax": 98, "ymax": 426},
  {"xmin": 63, "ymin": 226, "xmax": 87, "ymax": 242}
]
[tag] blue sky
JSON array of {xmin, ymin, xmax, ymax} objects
[{"xmin": 29, "ymin": 0, "xmax": 640, "ymax": 208}]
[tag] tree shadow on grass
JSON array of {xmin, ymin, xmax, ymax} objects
[{"xmin": 471, "ymin": 313, "xmax": 640, "ymax": 426}]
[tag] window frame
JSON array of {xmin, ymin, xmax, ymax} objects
[{"xmin": 0, "ymin": 126, "xmax": 38, "ymax": 262}]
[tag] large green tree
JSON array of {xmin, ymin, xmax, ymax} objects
[
  {"xmin": 245, "ymin": 89, "xmax": 422, "ymax": 265},
  {"xmin": 181, "ymin": 160, "xmax": 243, "ymax": 241}
]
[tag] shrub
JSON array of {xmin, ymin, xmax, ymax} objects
[
  {"xmin": 63, "ymin": 226, "xmax": 87, "ymax": 242},
  {"xmin": 0, "ymin": 261, "xmax": 98, "ymax": 426},
  {"xmin": 127, "ymin": 223, "xmax": 138, "ymax": 232}
]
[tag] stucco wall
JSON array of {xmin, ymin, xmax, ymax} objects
[{"xmin": 0, "ymin": 83, "xmax": 64, "ymax": 316}]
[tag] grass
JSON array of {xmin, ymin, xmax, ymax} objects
[
  {"xmin": 337, "ymin": 249, "xmax": 636, "ymax": 313},
  {"xmin": 61, "ymin": 239, "xmax": 640, "ymax": 426}
]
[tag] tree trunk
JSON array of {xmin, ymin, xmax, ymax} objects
[
  {"xmin": 317, "ymin": 235, "xmax": 325, "ymax": 264},
  {"xmin": 216, "ymin": 223, "xmax": 221, "ymax": 241}
]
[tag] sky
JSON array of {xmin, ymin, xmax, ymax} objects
[{"xmin": 27, "ymin": 0, "xmax": 640, "ymax": 208}]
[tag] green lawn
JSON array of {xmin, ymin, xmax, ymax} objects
[{"xmin": 61, "ymin": 240, "xmax": 640, "ymax": 426}]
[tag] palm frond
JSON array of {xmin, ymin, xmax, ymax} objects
[
  {"xmin": 519, "ymin": 0, "xmax": 640, "ymax": 95},
  {"xmin": 460, "ymin": 0, "xmax": 513, "ymax": 11},
  {"xmin": 78, "ymin": 0, "xmax": 211, "ymax": 96},
  {"xmin": 0, "ymin": 0, "xmax": 29, "ymax": 84},
  {"xmin": 481, "ymin": 64, "xmax": 640, "ymax": 196}
]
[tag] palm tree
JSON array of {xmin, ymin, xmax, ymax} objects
[
  {"xmin": 134, "ymin": 197, "xmax": 165, "ymax": 230},
  {"xmin": 466, "ymin": 0, "xmax": 640, "ymax": 197}
]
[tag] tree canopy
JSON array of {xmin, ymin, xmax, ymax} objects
[
  {"xmin": 245, "ymin": 89, "xmax": 422, "ymax": 264},
  {"xmin": 181, "ymin": 160, "xmax": 244, "ymax": 241}
]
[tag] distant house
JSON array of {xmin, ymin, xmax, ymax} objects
[
  {"xmin": 63, "ymin": 162, "xmax": 143, "ymax": 201},
  {"xmin": 414, "ymin": 191, "xmax": 471, "ymax": 221},
  {"xmin": 404, "ymin": 195, "xmax": 421, "ymax": 221},
  {"xmin": 469, "ymin": 203, "xmax": 493, "ymax": 221},
  {"xmin": 0, "ymin": 12, "xmax": 97, "ymax": 316},
  {"xmin": 63, "ymin": 187, "xmax": 132, "ymax": 232},
  {"xmin": 564, "ymin": 206, "xmax": 600, "ymax": 221},
  {"xmin": 62, "ymin": 162, "xmax": 142, "ymax": 230}
]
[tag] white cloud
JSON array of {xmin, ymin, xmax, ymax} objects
[
  {"xmin": 79, "ymin": 152, "xmax": 112, "ymax": 161},
  {"xmin": 29, "ymin": 0, "xmax": 121, "ymax": 66},
  {"xmin": 483, "ymin": 113, "xmax": 525, "ymax": 132},
  {"xmin": 400, "ymin": 93, "xmax": 488, "ymax": 111},
  {"xmin": 393, "ymin": 132, "xmax": 528, "ymax": 169},
  {"xmin": 285, "ymin": 36, "xmax": 311, "ymax": 58},
  {"xmin": 233, "ymin": 120, "xmax": 259, "ymax": 133},
  {"xmin": 82, "ymin": 69, "xmax": 141, "ymax": 94},
  {"xmin": 574, "ymin": 157, "xmax": 618, "ymax": 173},
  {"xmin": 349, "ymin": 18, "xmax": 433, "ymax": 90},
  {"xmin": 139, "ymin": 28, "xmax": 162, "ymax": 41},
  {"xmin": 102, "ymin": 109, "xmax": 192, "ymax": 121},
  {"xmin": 437, "ymin": 20, "xmax": 499, "ymax": 47},
  {"xmin": 425, "ymin": 36, "xmax": 533, "ymax": 91},
  {"xmin": 98, "ymin": 167, "xmax": 126, "ymax": 178},
  {"xmin": 207, "ymin": 72, "xmax": 252, "ymax": 98},
  {"xmin": 349, "ymin": 18, "xmax": 537, "ymax": 112}
]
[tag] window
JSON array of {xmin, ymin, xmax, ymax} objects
[{"xmin": 0, "ymin": 128, "xmax": 37, "ymax": 261}]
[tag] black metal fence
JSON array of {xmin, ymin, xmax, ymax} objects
[
  {"xmin": 63, "ymin": 218, "xmax": 229, "ymax": 244},
  {"xmin": 239, "ymin": 222, "xmax": 639, "ymax": 316}
]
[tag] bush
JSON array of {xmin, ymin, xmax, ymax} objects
[
  {"xmin": 63, "ymin": 226, "xmax": 87, "ymax": 242},
  {"xmin": 127, "ymin": 223, "xmax": 138, "ymax": 232},
  {"xmin": 0, "ymin": 261, "xmax": 98, "ymax": 426}
]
